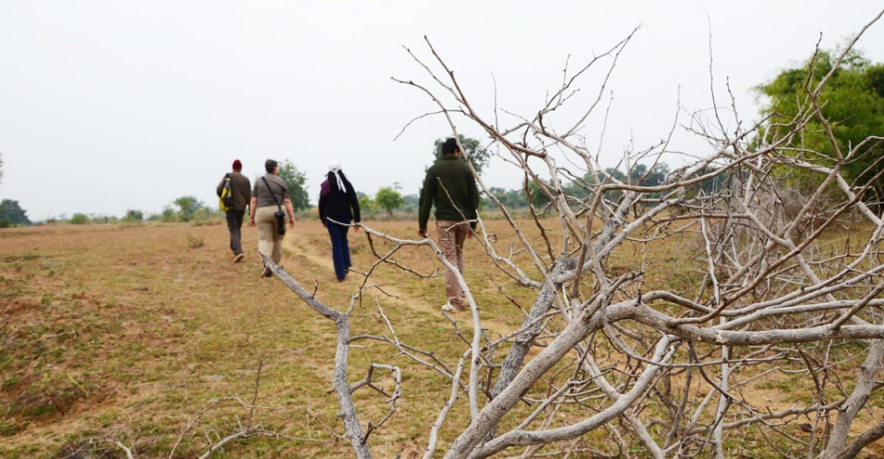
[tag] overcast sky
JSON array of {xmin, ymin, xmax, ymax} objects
[{"xmin": 1, "ymin": 1, "xmax": 883, "ymax": 221}]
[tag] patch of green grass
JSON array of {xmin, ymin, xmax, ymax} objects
[{"xmin": 0, "ymin": 419, "xmax": 25, "ymax": 437}]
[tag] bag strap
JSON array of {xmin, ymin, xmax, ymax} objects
[{"xmin": 261, "ymin": 176, "xmax": 283, "ymax": 211}]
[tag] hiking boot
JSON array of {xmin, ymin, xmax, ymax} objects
[
  {"xmin": 233, "ymin": 253, "xmax": 244, "ymax": 263},
  {"xmin": 441, "ymin": 303, "xmax": 459, "ymax": 312},
  {"xmin": 261, "ymin": 266, "xmax": 273, "ymax": 278}
]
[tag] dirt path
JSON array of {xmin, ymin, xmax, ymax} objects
[
  {"xmin": 283, "ymin": 228, "xmax": 525, "ymax": 337},
  {"xmin": 283, "ymin": 233, "xmax": 418, "ymax": 310}
]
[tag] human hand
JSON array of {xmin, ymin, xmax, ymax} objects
[
  {"xmin": 249, "ymin": 217, "xmax": 256, "ymax": 227},
  {"xmin": 288, "ymin": 219, "xmax": 295, "ymax": 229}
]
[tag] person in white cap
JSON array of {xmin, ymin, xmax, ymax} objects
[{"xmin": 318, "ymin": 161, "xmax": 361, "ymax": 281}]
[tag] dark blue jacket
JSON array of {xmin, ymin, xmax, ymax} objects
[{"xmin": 319, "ymin": 172, "xmax": 361, "ymax": 224}]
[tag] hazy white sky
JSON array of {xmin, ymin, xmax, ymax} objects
[{"xmin": 1, "ymin": 1, "xmax": 882, "ymax": 220}]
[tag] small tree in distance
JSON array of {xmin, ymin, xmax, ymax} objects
[
  {"xmin": 277, "ymin": 160, "xmax": 310, "ymax": 211},
  {"xmin": 0, "ymin": 199, "xmax": 30, "ymax": 227},
  {"xmin": 355, "ymin": 191, "xmax": 376, "ymax": 218},
  {"xmin": 125, "ymin": 209, "xmax": 143, "ymax": 221},
  {"xmin": 173, "ymin": 196, "xmax": 203, "ymax": 222},
  {"xmin": 70, "ymin": 213, "xmax": 89, "ymax": 225},
  {"xmin": 374, "ymin": 187, "xmax": 404, "ymax": 218}
]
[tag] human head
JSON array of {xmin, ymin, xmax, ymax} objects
[
  {"xmin": 265, "ymin": 159, "xmax": 278, "ymax": 174},
  {"xmin": 442, "ymin": 137, "xmax": 460, "ymax": 156},
  {"xmin": 232, "ymin": 159, "xmax": 242, "ymax": 171}
]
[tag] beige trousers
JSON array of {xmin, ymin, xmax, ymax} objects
[
  {"xmin": 256, "ymin": 206, "xmax": 287, "ymax": 265},
  {"xmin": 436, "ymin": 220, "xmax": 470, "ymax": 310}
]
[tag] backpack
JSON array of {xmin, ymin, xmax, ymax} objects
[{"xmin": 219, "ymin": 174, "xmax": 233, "ymax": 211}]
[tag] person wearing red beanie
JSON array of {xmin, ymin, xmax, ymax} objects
[{"xmin": 216, "ymin": 159, "xmax": 251, "ymax": 262}]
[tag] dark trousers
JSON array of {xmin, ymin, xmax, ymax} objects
[
  {"xmin": 325, "ymin": 218, "xmax": 351, "ymax": 280},
  {"xmin": 226, "ymin": 209, "xmax": 245, "ymax": 255}
]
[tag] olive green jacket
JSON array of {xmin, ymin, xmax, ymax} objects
[{"xmin": 418, "ymin": 155, "xmax": 479, "ymax": 230}]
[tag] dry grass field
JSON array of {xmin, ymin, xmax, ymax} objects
[
  {"xmin": 2, "ymin": 219, "xmax": 883, "ymax": 458},
  {"xmin": 0, "ymin": 219, "xmax": 545, "ymax": 458}
]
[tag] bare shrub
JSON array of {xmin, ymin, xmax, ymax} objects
[{"xmin": 272, "ymin": 10, "xmax": 884, "ymax": 459}]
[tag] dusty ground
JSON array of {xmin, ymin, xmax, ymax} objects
[
  {"xmin": 0, "ymin": 220, "xmax": 532, "ymax": 458},
  {"xmin": 1, "ymin": 219, "xmax": 882, "ymax": 458}
]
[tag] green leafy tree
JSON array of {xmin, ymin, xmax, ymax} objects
[
  {"xmin": 125, "ymin": 209, "xmax": 143, "ymax": 221},
  {"xmin": 0, "ymin": 199, "xmax": 30, "ymax": 227},
  {"xmin": 625, "ymin": 163, "xmax": 669, "ymax": 186},
  {"xmin": 755, "ymin": 50, "xmax": 884, "ymax": 201},
  {"xmin": 488, "ymin": 187, "xmax": 528, "ymax": 208},
  {"xmin": 173, "ymin": 196, "xmax": 203, "ymax": 222},
  {"xmin": 357, "ymin": 192, "xmax": 376, "ymax": 218},
  {"xmin": 433, "ymin": 135, "xmax": 490, "ymax": 175},
  {"xmin": 160, "ymin": 206, "xmax": 177, "ymax": 222},
  {"xmin": 579, "ymin": 163, "xmax": 671, "ymax": 201},
  {"xmin": 528, "ymin": 181, "xmax": 551, "ymax": 207},
  {"xmin": 375, "ymin": 187, "xmax": 405, "ymax": 218},
  {"xmin": 70, "ymin": 213, "xmax": 89, "ymax": 225},
  {"xmin": 277, "ymin": 160, "xmax": 310, "ymax": 211}
]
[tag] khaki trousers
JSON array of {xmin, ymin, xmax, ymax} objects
[
  {"xmin": 256, "ymin": 206, "xmax": 286, "ymax": 265},
  {"xmin": 436, "ymin": 220, "xmax": 470, "ymax": 310}
]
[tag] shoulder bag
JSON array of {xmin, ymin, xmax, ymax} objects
[{"xmin": 261, "ymin": 176, "xmax": 287, "ymax": 236}]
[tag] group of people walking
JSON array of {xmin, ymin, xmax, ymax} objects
[{"xmin": 215, "ymin": 137, "xmax": 478, "ymax": 312}]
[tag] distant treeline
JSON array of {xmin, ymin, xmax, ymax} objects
[{"xmin": 358, "ymin": 162, "xmax": 738, "ymax": 219}]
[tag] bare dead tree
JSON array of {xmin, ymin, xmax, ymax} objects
[{"xmin": 274, "ymin": 9, "xmax": 884, "ymax": 458}]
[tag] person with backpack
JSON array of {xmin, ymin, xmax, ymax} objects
[
  {"xmin": 318, "ymin": 161, "xmax": 361, "ymax": 281},
  {"xmin": 249, "ymin": 159, "xmax": 295, "ymax": 277},
  {"xmin": 216, "ymin": 159, "xmax": 251, "ymax": 263}
]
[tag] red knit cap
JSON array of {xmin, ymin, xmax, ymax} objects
[{"xmin": 232, "ymin": 159, "xmax": 242, "ymax": 170}]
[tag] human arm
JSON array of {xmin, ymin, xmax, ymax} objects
[
  {"xmin": 249, "ymin": 197, "xmax": 258, "ymax": 226},
  {"xmin": 284, "ymin": 199, "xmax": 295, "ymax": 228},
  {"xmin": 417, "ymin": 170, "xmax": 435, "ymax": 233},
  {"xmin": 344, "ymin": 182, "xmax": 360, "ymax": 232},
  {"xmin": 468, "ymin": 173, "xmax": 480, "ymax": 230},
  {"xmin": 346, "ymin": 182, "xmax": 361, "ymax": 228},
  {"xmin": 318, "ymin": 191, "xmax": 327, "ymax": 226}
]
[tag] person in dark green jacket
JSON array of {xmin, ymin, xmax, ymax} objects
[{"xmin": 418, "ymin": 138, "xmax": 480, "ymax": 312}]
